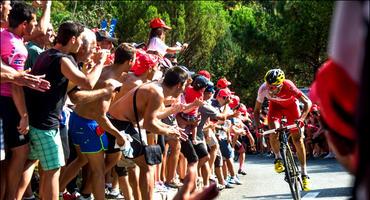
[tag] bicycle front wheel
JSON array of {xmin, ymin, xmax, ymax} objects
[{"xmin": 281, "ymin": 145, "xmax": 301, "ymax": 200}]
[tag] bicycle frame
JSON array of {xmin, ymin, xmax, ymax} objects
[
  {"xmin": 279, "ymin": 127, "xmax": 302, "ymax": 200},
  {"xmin": 261, "ymin": 120, "xmax": 303, "ymax": 200}
]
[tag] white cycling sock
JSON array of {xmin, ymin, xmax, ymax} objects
[{"xmin": 301, "ymin": 165, "xmax": 308, "ymax": 176}]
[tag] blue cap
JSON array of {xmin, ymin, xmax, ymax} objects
[
  {"xmin": 205, "ymin": 82, "xmax": 215, "ymax": 93},
  {"xmin": 192, "ymin": 75, "xmax": 209, "ymax": 90}
]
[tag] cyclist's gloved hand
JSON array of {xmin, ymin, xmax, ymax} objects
[{"xmin": 296, "ymin": 119, "xmax": 305, "ymax": 128}]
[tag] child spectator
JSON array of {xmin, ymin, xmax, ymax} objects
[{"xmin": 180, "ymin": 75, "xmax": 209, "ymax": 144}]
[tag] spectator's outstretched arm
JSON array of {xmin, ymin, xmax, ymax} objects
[{"xmin": 1, "ymin": 59, "xmax": 50, "ymax": 91}]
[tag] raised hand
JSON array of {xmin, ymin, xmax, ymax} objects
[{"xmin": 91, "ymin": 49, "xmax": 109, "ymax": 66}]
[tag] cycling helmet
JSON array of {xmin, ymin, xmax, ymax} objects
[{"xmin": 264, "ymin": 69, "xmax": 285, "ymax": 85}]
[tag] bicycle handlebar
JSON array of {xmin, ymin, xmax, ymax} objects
[{"xmin": 260, "ymin": 124, "xmax": 298, "ymax": 136}]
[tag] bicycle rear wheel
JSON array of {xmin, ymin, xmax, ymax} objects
[{"xmin": 281, "ymin": 145, "xmax": 301, "ymax": 200}]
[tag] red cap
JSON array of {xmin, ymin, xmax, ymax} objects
[
  {"xmin": 130, "ymin": 52, "xmax": 159, "ymax": 76},
  {"xmin": 238, "ymin": 103, "xmax": 247, "ymax": 114},
  {"xmin": 217, "ymin": 78, "xmax": 231, "ymax": 89},
  {"xmin": 312, "ymin": 59, "xmax": 358, "ymax": 141},
  {"xmin": 229, "ymin": 95, "xmax": 240, "ymax": 109},
  {"xmin": 198, "ymin": 70, "xmax": 211, "ymax": 80},
  {"xmin": 149, "ymin": 18, "xmax": 172, "ymax": 30},
  {"xmin": 217, "ymin": 88, "xmax": 232, "ymax": 98}
]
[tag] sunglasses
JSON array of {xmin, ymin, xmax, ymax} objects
[{"xmin": 268, "ymin": 84, "xmax": 282, "ymax": 90}]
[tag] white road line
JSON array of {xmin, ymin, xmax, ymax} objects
[{"xmin": 302, "ymin": 192, "xmax": 320, "ymax": 199}]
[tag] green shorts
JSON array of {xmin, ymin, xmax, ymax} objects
[{"xmin": 28, "ymin": 126, "xmax": 65, "ymax": 170}]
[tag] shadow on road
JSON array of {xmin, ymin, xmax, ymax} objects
[
  {"xmin": 312, "ymin": 186, "xmax": 353, "ymax": 198},
  {"xmin": 241, "ymin": 187, "xmax": 352, "ymax": 199}
]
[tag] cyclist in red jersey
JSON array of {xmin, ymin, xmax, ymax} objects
[{"xmin": 253, "ymin": 69, "xmax": 312, "ymax": 191}]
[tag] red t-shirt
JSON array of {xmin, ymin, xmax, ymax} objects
[{"xmin": 184, "ymin": 86, "xmax": 203, "ymax": 115}]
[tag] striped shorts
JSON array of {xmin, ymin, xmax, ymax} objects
[{"xmin": 28, "ymin": 126, "xmax": 65, "ymax": 170}]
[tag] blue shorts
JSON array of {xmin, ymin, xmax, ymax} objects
[
  {"xmin": 69, "ymin": 112, "xmax": 108, "ymax": 153},
  {"xmin": 219, "ymin": 138, "xmax": 234, "ymax": 159}
]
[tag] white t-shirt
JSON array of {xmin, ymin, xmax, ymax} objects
[{"xmin": 147, "ymin": 37, "xmax": 168, "ymax": 57}]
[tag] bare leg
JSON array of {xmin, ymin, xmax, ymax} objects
[
  {"xmin": 225, "ymin": 158, "xmax": 236, "ymax": 177},
  {"xmin": 186, "ymin": 161, "xmax": 198, "ymax": 193},
  {"xmin": 128, "ymin": 166, "xmax": 141, "ymax": 200},
  {"xmin": 198, "ymin": 155, "xmax": 210, "ymax": 186},
  {"xmin": 59, "ymin": 147, "xmax": 88, "ymax": 192},
  {"xmin": 215, "ymin": 166, "xmax": 224, "ymax": 185},
  {"xmin": 6, "ymin": 144, "xmax": 29, "ymax": 200},
  {"xmin": 291, "ymin": 129, "xmax": 307, "ymax": 174},
  {"xmin": 222, "ymin": 160, "xmax": 228, "ymax": 179},
  {"xmin": 86, "ymin": 152, "xmax": 106, "ymax": 200},
  {"xmin": 208, "ymin": 144, "xmax": 218, "ymax": 174},
  {"xmin": 178, "ymin": 153, "xmax": 187, "ymax": 180},
  {"xmin": 161, "ymin": 144, "xmax": 168, "ymax": 182},
  {"xmin": 133, "ymin": 155, "xmax": 155, "ymax": 200},
  {"xmin": 105, "ymin": 152, "xmax": 121, "ymax": 173},
  {"xmin": 268, "ymin": 121, "xmax": 281, "ymax": 158},
  {"xmin": 238, "ymin": 146, "xmax": 246, "ymax": 171},
  {"xmin": 118, "ymin": 173, "xmax": 133, "ymax": 200},
  {"xmin": 165, "ymin": 139, "xmax": 180, "ymax": 183},
  {"xmin": 16, "ymin": 159, "xmax": 37, "ymax": 200},
  {"xmin": 40, "ymin": 168, "xmax": 61, "ymax": 200}
]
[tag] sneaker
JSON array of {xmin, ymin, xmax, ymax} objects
[
  {"xmin": 216, "ymin": 184, "xmax": 225, "ymax": 190},
  {"xmin": 224, "ymin": 181, "xmax": 234, "ymax": 189},
  {"xmin": 165, "ymin": 179, "xmax": 183, "ymax": 188},
  {"xmin": 274, "ymin": 158, "xmax": 285, "ymax": 173},
  {"xmin": 106, "ymin": 189, "xmax": 124, "ymax": 198},
  {"xmin": 238, "ymin": 169, "xmax": 247, "ymax": 175},
  {"xmin": 228, "ymin": 176, "xmax": 242, "ymax": 185},
  {"xmin": 78, "ymin": 195, "xmax": 93, "ymax": 200},
  {"xmin": 209, "ymin": 175, "xmax": 217, "ymax": 183},
  {"xmin": 155, "ymin": 182, "xmax": 169, "ymax": 192},
  {"xmin": 302, "ymin": 175, "xmax": 311, "ymax": 191}
]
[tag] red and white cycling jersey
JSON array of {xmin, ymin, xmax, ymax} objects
[{"xmin": 256, "ymin": 80, "xmax": 303, "ymax": 107}]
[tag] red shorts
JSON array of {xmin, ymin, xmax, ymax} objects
[{"xmin": 267, "ymin": 101, "xmax": 300, "ymax": 128}]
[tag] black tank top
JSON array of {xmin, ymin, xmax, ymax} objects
[{"xmin": 25, "ymin": 48, "xmax": 77, "ymax": 130}]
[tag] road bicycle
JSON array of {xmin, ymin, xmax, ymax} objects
[{"xmin": 260, "ymin": 118, "xmax": 303, "ymax": 200}]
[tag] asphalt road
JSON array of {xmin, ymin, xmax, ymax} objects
[{"xmin": 217, "ymin": 154, "xmax": 354, "ymax": 200}]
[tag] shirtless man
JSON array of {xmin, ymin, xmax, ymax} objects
[
  {"xmin": 109, "ymin": 51, "xmax": 160, "ymax": 200},
  {"xmin": 108, "ymin": 66, "xmax": 189, "ymax": 200},
  {"xmin": 60, "ymin": 42, "xmax": 136, "ymax": 200}
]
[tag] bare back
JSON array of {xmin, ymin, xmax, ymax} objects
[
  {"xmin": 112, "ymin": 73, "xmax": 143, "ymax": 103},
  {"xmin": 108, "ymin": 82, "xmax": 164, "ymax": 125}
]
